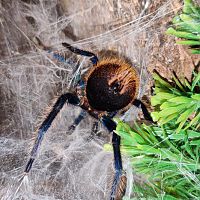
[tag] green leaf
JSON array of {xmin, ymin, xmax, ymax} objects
[
  {"xmin": 160, "ymin": 101, "xmax": 179, "ymax": 110},
  {"xmin": 160, "ymin": 148, "xmax": 180, "ymax": 160},
  {"xmin": 184, "ymin": 112, "xmax": 200, "ymax": 130},
  {"xmin": 116, "ymin": 121, "xmax": 132, "ymax": 133},
  {"xmin": 192, "ymin": 73, "xmax": 200, "ymax": 91},
  {"xmin": 136, "ymin": 145, "xmax": 161, "ymax": 155},
  {"xmin": 191, "ymin": 49, "xmax": 200, "ymax": 54},
  {"xmin": 184, "ymin": 142, "xmax": 196, "ymax": 160},
  {"xmin": 151, "ymin": 92, "xmax": 177, "ymax": 106},
  {"xmin": 183, "ymin": 0, "xmax": 194, "ymax": 14},
  {"xmin": 172, "ymin": 15, "xmax": 182, "ymax": 24},
  {"xmin": 157, "ymin": 92, "xmax": 177, "ymax": 99},
  {"xmin": 179, "ymin": 14, "xmax": 200, "ymax": 33},
  {"xmin": 141, "ymin": 124, "xmax": 159, "ymax": 143},
  {"xmin": 163, "ymin": 195, "xmax": 179, "ymax": 200},
  {"xmin": 176, "ymin": 40, "xmax": 200, "ymax": 46},
  {"xmin": 191, "ymin": 94, "xmax": 200, "ymax": 101},
  {"xmin": 187, "ymin": 130, "xmax": 200, "ymax": 139},
  {"xmin": 190, "ymin": 140, "xmax": 200, "ymax": 146},
  {"xmin": 129, "ymin": 130, "xmax": 146, "ymax": 144},
  {"xmin": 173, "ymin": 74, "xmax": 186, "ymax": 92},
  {"xmin": 190, "ymin": 3, "xmax": 200, "ymax": 16},
  {"xmin": 184, "ymin": 78, "xmax": 192, "ymax": 90},
  {"xmin": 151, "ymin": 111, "xmax": 160, "ymax": 121},
  {"xmin": 166, "ymin": 27, "xmax": 200, "ymax": 40},
  {"xmin": 176, "ymin": 119, "xmax": 188, "ymax": 133},
  {"xmin": 168, "ymin": 96, "xmax": 192, "ymax": 104},
  {"xmin": 134, "ymin": 122, "xmax": 154, "ymax": 144},
  {"xmin": 159, "ymin": 103, "xmax": 189, "ymax": 118},
  {"xmin": 167, "ymin": 0, "xmax": 200, "ymax": 54},
  {"xmin": 153, "ymin": 73, "xmax": 172, "ymax": 88},
  {"xmin": 115, "ymin": 130, "xmax": 137, "ymax": 146},
  {"xmin": 175, "ymin": 104, "xmax": 196, "ymax": 124},
  {"xmin": 169, "ymin": 133, "xmax": 185, "ymax": 140},
  {"xmin": 159, "ymin": 113, "xmax": 178, "ymax": 125}
]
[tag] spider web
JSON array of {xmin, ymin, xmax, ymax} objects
[{"xmin": 0, "ymin": 0, "xmax": 181, "ymax": 199}]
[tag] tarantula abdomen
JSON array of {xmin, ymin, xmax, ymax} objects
[{"xmin": 85, "ymin": 58, "xmax": 139, "ymax": 112}]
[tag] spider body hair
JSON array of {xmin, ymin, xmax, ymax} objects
[
  {"xmin": 83, "ymin": 57, "xmax": 139, "ymax": 112},
  {"xmin": 25, "ymin": 93, "xmax": 79, "ymax": 173},
  {"xmin": 25, "ymin": 41, "xmax": 152, "ymax": 200},
  {"xmin": 31, "ymin": 95, "xmax": 65, "ymax": 147}
]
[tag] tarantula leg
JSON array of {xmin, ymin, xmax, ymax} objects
[
  {"xmin": 101, "ymin": 116, "xmax": 127, "ymax": 200},
  {"xmin": 91, "ymin": 121, "xmax": 99, "ymax": 135},
  {"xmin": 24, "ymin": 93, "xmax": 80, "ymax": 173},
  {"xmin": 133, "ymin": 99, "xmax": 153, "ymax": 122},
  {"xmin": 86, "ymin": 121, "xmax": 99, "ymax": 141},
  {"xmin": 62, "ymin": 43, "xmax": 98, "ymax": 65},
  {"xmin": 68, "ymin": 110, "xmax": 86, "ymax": 131}
]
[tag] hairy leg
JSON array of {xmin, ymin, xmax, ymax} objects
[
  {"xmin": 101, "ymin": 115, "xmax": 127, "ymax": 200},
  {"xmin": 62, "ymin": 43, "xmax": 98, "ymax": 65},
  {"xmin": 86, "ymin": 121, "xmax": 99, "ymax": 141},
  {"xmin": 25, "ymin": 93, "xmax": 80, "ymax": 173},
  {"xmin": 68, "ymin": 110, "xmax": 87, "ymax": 131},
  {"xmin": 133, "ymin": 99, "xmax": 153, "ymax": 122}
]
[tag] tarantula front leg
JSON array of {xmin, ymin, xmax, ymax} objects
[
  {"xmin": 62, "ymin": 43, "xmax": 98, "ymax": 65},
  {"xmin": 101, "ymin": 115, "xmax": 127, "ymax": 200},
  {"xmin": 68, "ymin": 110, "xmax": 87, "ymax": 131},
  {"xmin": 24, "ymin": 93, "xmax": 80, "ymax": 173}
]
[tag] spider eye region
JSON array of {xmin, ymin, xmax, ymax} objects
[
  {"xmin": 110, "ymin": 82, "xmax": 120, "ymax": 94},
  {"xmin": 86, "ymin": 60, "xmax": 139, "ymax": 112}
]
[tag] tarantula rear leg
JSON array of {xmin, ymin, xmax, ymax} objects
[
  {"xmin": 25, "ymin": 93, "xmax": 80, "ymax": 173},
  {"xmin": 101, "ymin": 115, "xmax": 127, "ymax": 200}
]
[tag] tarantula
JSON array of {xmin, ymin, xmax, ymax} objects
[{"xmin": 24, "ymin": 42, "xmax": 152, "ymax": 200}]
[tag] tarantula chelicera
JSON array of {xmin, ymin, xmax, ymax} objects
[{"xmin": 25, "ymin": 42, "xmax": 152, "ymax": 200}]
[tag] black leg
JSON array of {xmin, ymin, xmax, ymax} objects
[
  {"xmin": 133, "ymin": 99, "xmax": 153, "ymax": 122},
  {"xmin": 87, "ymin": 121, "xmax": 99, "ymax": 141},
  {"xmin": 24, "ymin": 93, "xmax": 80, "ymax": 173},
  {"xmin": 92, "ymin": 121, "xmax": 99, "ymax": 135},
  {"xmin": 62, "ymin": 43, "xmax": 98, "ymax": 65},
  {"xmin": 68, "ymin": 110, "xmax": 86, "ymax": 131},
  {"xmin": 101, "ymin": 115, "xmax": 127, "ymax": 200}
]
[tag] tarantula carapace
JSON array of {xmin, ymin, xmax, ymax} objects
[{"xmin": 24, "ymin": 42, "xmax": 151, "ymax": 200}]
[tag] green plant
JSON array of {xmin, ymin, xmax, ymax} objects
[
  {"xmin": 151, "ymin": 72, "xmax": 200, "ymax": 133},
  {"xmin": 111, "ymin": 121, "xmax": 200, "ymax": 199},
  {"xmin": 104, "ymin": 72, "xmax": 200, "ymax": 199},
  {"xmin": 166, "ymin": 0, "xmax": 200, "ymax": 54}
]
